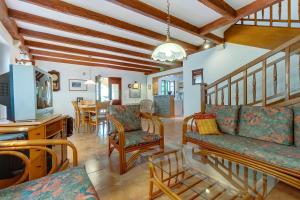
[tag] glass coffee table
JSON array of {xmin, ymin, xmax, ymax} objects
[{"xmin": 148, "ymin": 148, "xmax": 278, "ymax": 200}]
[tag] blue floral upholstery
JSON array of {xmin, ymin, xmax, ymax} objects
[
  {"xmin": 205, "ymin": 105, "xmax": 239, "ymax": 135},
  {"xmin": 110, "ymin": 130, "xmax": 160, "ymax": 148},
  {"xmin": 293, "ymin": 106, "xmax": 300, "ymax": 147},
  {"xmin": 186, "ymin": 132, "xmax": 300, "ymax": 171},
  {"xmin": 239, "ymin": 106, "xmax": 293, "ymax": 145},
  {"xmin": 0, "ymin": 167, "xmax": 99, "ymax": 200},
  {"xmin": 109, "ymin": 105, "xmax": 141, "ymax": 132}
]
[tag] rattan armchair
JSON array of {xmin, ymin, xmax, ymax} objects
[
  {"xmin": 107, "ymin": 104, "xmax": 164, "ymax": 174},
  {"xmin": 0, "ymin": 139, "xmax": 78, "ymax": 188}
]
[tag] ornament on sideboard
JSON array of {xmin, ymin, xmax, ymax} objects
[{"xmin": 48, "ymin": 70, "xmax": 60, "ymax": 91}]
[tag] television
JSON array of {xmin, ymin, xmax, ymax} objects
[{"xmin": 0, "ymin": 64, "xmax": 54, "ymax": 121}]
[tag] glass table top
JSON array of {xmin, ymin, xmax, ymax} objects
[{"xmin": 149, "ymin": 147, "xmax": 278, "ymax": 200}]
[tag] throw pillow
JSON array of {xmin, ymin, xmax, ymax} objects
[{"xmin": 194, "ymin": 113, "xmax": 222, "ymax": 135}]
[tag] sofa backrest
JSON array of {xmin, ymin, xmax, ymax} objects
[
  {"xmin": 293, "ymin": 107, "xmax": 300, "ymax": 147},
  {"xmin": 238, "ymin": 106, "xmax": 294, "ymax": 145},
  {"xmin": 205, "ymin": 105, "xmax": 239, "ymax": 135}
]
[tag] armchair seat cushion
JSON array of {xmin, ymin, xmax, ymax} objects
[
  {"xmin": 110, "ymin": 130, "xmax": 160, "ymax": 148},
  {"xmin": 0, "ymin": 166, "xmax": 99, "ymax": 200},
  {"xmin": 186, "ymin": 132, "xmax": 300, "ymax": 171}
]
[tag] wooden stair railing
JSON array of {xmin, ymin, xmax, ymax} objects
[
  {"xmin": 237, "ymin": 0, "xmax": 300, "ymax": 28},
  {"xmin": 201, "ymin": 35, "xmax": 300, "ymax": 112}
]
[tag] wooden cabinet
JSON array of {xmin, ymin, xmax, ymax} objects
[{"xmin": 0, "ymin": 115, "xmax": 68, "ymax": 181}]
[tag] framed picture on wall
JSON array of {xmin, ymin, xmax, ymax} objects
[
  {"xmin": 192, "ymin": 69, "xmax": 204, "ymax": 85},
  {"xmin": 69, "ymin": 79, "xmax": 87, "ymax": 91}
]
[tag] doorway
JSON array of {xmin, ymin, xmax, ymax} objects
[{"xmin": 109, "ymin": 77, "xmax": 122, "ymax": 105}]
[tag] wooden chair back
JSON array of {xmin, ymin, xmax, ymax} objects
[
  {"xmin": 72, "ymin": 101, "xmax": 80, "ymax": 114},
  {"xmin": 140, "ymin": 99, "xmax": 153, "ymax": 114},
  {"xmin": 80, "ymin": 100, "xmax": 95, "ymax": 105}
]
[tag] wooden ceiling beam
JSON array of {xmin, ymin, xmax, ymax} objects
[
  {"xmin": 25, "ymin": 40, "xmax": 177, "ymax": 68},
  {"xmin": 33, "ymin": 55, "xmax": 153, "ymax": 74},
  {"xmin": 0, "ymin": 1, "xmax": 31, "ymax": 58},
  {"xmin": 9, "ymin": 9, "xmax": 155, "ymax": 50},
  {"xmin": 19, "ymin": 28, "xmax": 150, "ymax": 59},
  {"xmin": 198, "ymin": 0, "xmax": 282, "ymax": 35},
  {"xmin": 108, "ymin": 0, "xmax": 224, "ymax": 44},
  {"xmin": 19, "ymin": 0, "xmax": 198, "ymax": 51},
  {"xmin": 30, "ymin": 49, "xmax": 160, "ymax": 72},
  {"xmin": 198, "ymin": 0, "xmax": 236, "ymax": 18}
]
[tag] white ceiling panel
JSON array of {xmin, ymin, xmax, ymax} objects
[
  {"xmin": 225, "ymin": 0, "xmax": 256, "ymax": 10},
  {"xmin": 141, "ymin": 0, "xmax": 222, "ymax": 26}
]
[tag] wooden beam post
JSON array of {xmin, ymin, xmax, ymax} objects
[{"xmin": 201, "ymin": 83, "xmax": 207, "ymax": 113}]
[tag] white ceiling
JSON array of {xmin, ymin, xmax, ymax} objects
[{"xmin": 5, "ymin": 0, "xmax": 257, "ymax": 71}]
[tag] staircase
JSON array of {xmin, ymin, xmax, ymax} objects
[
  {"xmin": 237, "ymin": 0, "xmax": 300, "ymax": 28},
  {"xmin": 201, "ymin": 35, "xmax": 300, "ymax": 111}
]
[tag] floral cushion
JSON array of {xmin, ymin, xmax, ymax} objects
[
  {"xmin": 109, "ymin": 105, "xmax": 141, "ymax": 132},
  {"xmin": 0, "ymin": 166, "xmax": 99, "ymax": 200},
  {"xmin": 293, "ymin": 107, "xmax": 300, "ymax": 147},
  {"xmin": 239, "ymin": 106, "xmax": 293, "ymax": 145},
  {"xmin": 186, "ymin": 132, "xmax": 300, "ymax": 171},
  {"xmin": 205, "ymin": 105, "xmax": 239, "ymax": 135},
  {"xmin": 110, "ymin": 130, "xmax": 160, "ymax": 148}
]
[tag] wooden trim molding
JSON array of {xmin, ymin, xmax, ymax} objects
[
  {"xmin": 0, "ymin": 1, "xmax": 31, "ymax": 58},
  {"xmin": 33, "ymin": 55, "xmax": 153, "ymax": 74},
  {"xmin": 9, "ymin": 9, "xmax": 155, "ymax": 50},
  {"xmin": 198, "ymin": 0, "xmax": 236, "ymax": 18},
  {"xmin": 19, "ymin": 28, "xmax": 151, "ymax": 59},
  {"xmin": 30, "ymin": 49, "xmax": 160, "ymax": 72},
  {"xmin": 25, "ymin": 40, "xmax": 176, "ymax": 68}
]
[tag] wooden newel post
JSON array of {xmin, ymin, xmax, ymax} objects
[{"xmin": 200, "ymin": 83, "xmax": 207, "ymax": 114}]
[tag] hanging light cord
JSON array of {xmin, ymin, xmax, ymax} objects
[{"xmin": 166, "ymin": 0, "xmax": 171, "ymax": 41}]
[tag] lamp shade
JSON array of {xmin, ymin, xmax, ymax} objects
[{"xmin": 152, "ymin": 42, "xmax": 187, "ymax": 62}]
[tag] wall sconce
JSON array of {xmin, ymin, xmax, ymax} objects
[{"xmin": 128, "ymin": 81, "xmax": 140, "ymax": 89}]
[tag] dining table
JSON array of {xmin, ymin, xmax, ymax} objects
[{"xmin": 78, "ymin": 104, "xmax": 96, "ymax": 112}]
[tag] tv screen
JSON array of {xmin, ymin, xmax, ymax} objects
[{"xmin": 35, "ymin": 70, "xmax": 53, "ymax": 110}]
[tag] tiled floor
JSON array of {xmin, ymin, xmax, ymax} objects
[{"xmin": 69, "ymin": 118, "xmax": 300, "ymax": 200}]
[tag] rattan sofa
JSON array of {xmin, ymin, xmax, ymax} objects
[{"xmin": 183, "ymin": 105, "xmax": 300, "ymax": 189}]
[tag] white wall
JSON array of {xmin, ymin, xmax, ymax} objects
[
  {"xmin": 0, "ymin": 23, "xmax": 20, "ymax": 120},
  {"xmin": 183, "ymin": 43, "xmax": 269, "ymax": 116},
  {"xmin": 37, "ymin": 61, "xmax": 147, "ymax": 117}
]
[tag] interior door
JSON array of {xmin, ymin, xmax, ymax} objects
[{"xmin": 108, "ymin": 77, "xmax": 122, "ymax": 105}]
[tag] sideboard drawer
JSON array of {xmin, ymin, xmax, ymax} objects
[
  {"xmin": 28, "ymin": 126, "xmax": 45, "ymax": 139},
  {"xmin": 46, "ymin": 120, "xmax": 62, "ymax": 138}
]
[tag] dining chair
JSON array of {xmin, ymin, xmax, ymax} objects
[
  {"xmin": 88, "ymin": 101, "xmax": 111, "ymax": 129},
  {"xmin": 72, "ymin": 101, "xmax": 89, "ymax": 131}
]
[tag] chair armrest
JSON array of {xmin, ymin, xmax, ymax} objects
[
  {"xmin": 140, "ymin": 113, "xmax": 164, "ymax": 136},
  {"xmin": 106, "ymin": 114, "xmax": 125, "ymax": 147},
  {"xmin": 0, "ymin": 139, "xmax": 78, "ymax": 187},
  {"xmin": 182, "ymin": 115, "xmax": 194, "ymax": 144}
]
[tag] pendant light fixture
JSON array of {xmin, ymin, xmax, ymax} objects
[
  {"xmin": 85, "ymin": 68, "xmax": 96, "ymax": 85},
  {"xmin": 151, "ymin": 0, "xmax": 187, "ymax": 62}
]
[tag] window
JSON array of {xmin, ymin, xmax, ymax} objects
[{"xmin": 160, "ymin": 80, "xmax": 175, "ymax": 95}]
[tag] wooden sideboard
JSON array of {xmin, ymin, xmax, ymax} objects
[{"xmin": 0, "ymin": 115, "xmax": 68, "ymax": 180}]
